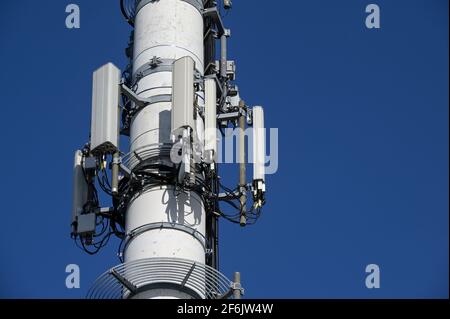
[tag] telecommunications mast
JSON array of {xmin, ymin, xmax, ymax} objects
[{"xmin": 71, "ymin": 0, "xmax": 266, "ymax": 299}]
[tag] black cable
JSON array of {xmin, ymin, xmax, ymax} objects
[{"xmin": 120, "ymin": 0, "xmax": 135, "ymax": 27}]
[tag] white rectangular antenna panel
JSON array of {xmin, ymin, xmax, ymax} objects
[
  {"xmin": 252, "ymin": 106, "xmax": 266, "ymax": 182},
  {"xmin": 90, "ymin": 63, "xmax": 120, "ymax": 155},
  {"xmin": 71, "ymin": 150, "xmax": 88, "ymax": 234},
  {"xmin": 204, "ymin": 78, "xmax": 217, "ymax": 161},
  {"xmin": 171, "ymin": 57, "xmax": 195, "ymax": 138}
]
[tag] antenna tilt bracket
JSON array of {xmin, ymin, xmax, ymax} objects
[{"xmin": 120, "ymin": 82, "xmax": 149, "ymax": 108}]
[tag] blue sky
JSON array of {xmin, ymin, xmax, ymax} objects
[{"xmin": 0, "ymin": 0, "xmax": 448, "ymax": 298}]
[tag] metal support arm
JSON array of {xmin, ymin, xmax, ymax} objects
[{"xmin": 202, "ymin": 7, "xmax": 225, "ymax": 36}]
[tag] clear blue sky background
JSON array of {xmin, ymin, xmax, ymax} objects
[{"xmin": 0, "ymin": 0, "xmax": 448, "ymax": 298}]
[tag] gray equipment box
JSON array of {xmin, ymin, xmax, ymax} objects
[
  {"xmin": 77, "ymin": 213, "xmax": 97, "ymax": 236},
  {"xmin": 215, "ymin": 60, "xmax": 236, "ymax": 80},
  {"xmin": 90, "ymin": 63, "xmax": 121, "ymax": 155},
  {"xmin": 71, "ymin": 150, "xmax": 88, "ymax": 235}
]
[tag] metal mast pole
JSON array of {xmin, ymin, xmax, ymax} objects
[{"xmin": 125, "ymin": 0, "xmax": 206, "ymax": 299}]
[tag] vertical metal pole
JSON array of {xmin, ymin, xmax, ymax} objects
[
  {"xmin": 214, "ymin": 215, "xmax": 219, "ymax": 268},
  {"xmin": 213, "ymin": 165, "xmax": 220, "ymax": 270},
  {"xmin": 239, "ymin": 100, "xmax": 247, "ymax": 227},
  {"xmin": 233, "ymin": 272, "xmax": 242, "ymax": 299},
  {"xmin": 111, "ymin": 151, "xmax": 120, "ymax": 196},
  {"xmin": 220, "ymin": 33, "xmax": 229, "ymax": 110},
  {"xmin": 220, "ymin": 34, "xmax": 227, "ymax": 79},
  {"xmin": 124, "ymin": 0, "xmax": 207, "ymax": 299}
]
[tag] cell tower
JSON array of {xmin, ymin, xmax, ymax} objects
[{"xmin": 71, "ymin": 0, "xmax": 266, "ymax": 299}]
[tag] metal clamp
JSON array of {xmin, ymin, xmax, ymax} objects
[
  {"xmin": 217, "ymin": 108, "xmax": 246, "ymax": 122},
  {"xmin": 133, "ymin": 57, "xmax": 203, "ymax": 87},
  {"xmin": 133, "ymin": 58, "xmax": 174, "ymax": 86}
]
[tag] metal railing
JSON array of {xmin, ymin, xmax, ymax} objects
[{"xmin": 87, "ymin": 257, "xmax": 235, "ymax": 299}]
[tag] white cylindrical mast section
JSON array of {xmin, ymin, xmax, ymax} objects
[{"xmin": 124, "ymin": 0, "xmax": 206, "ymax": 299}]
